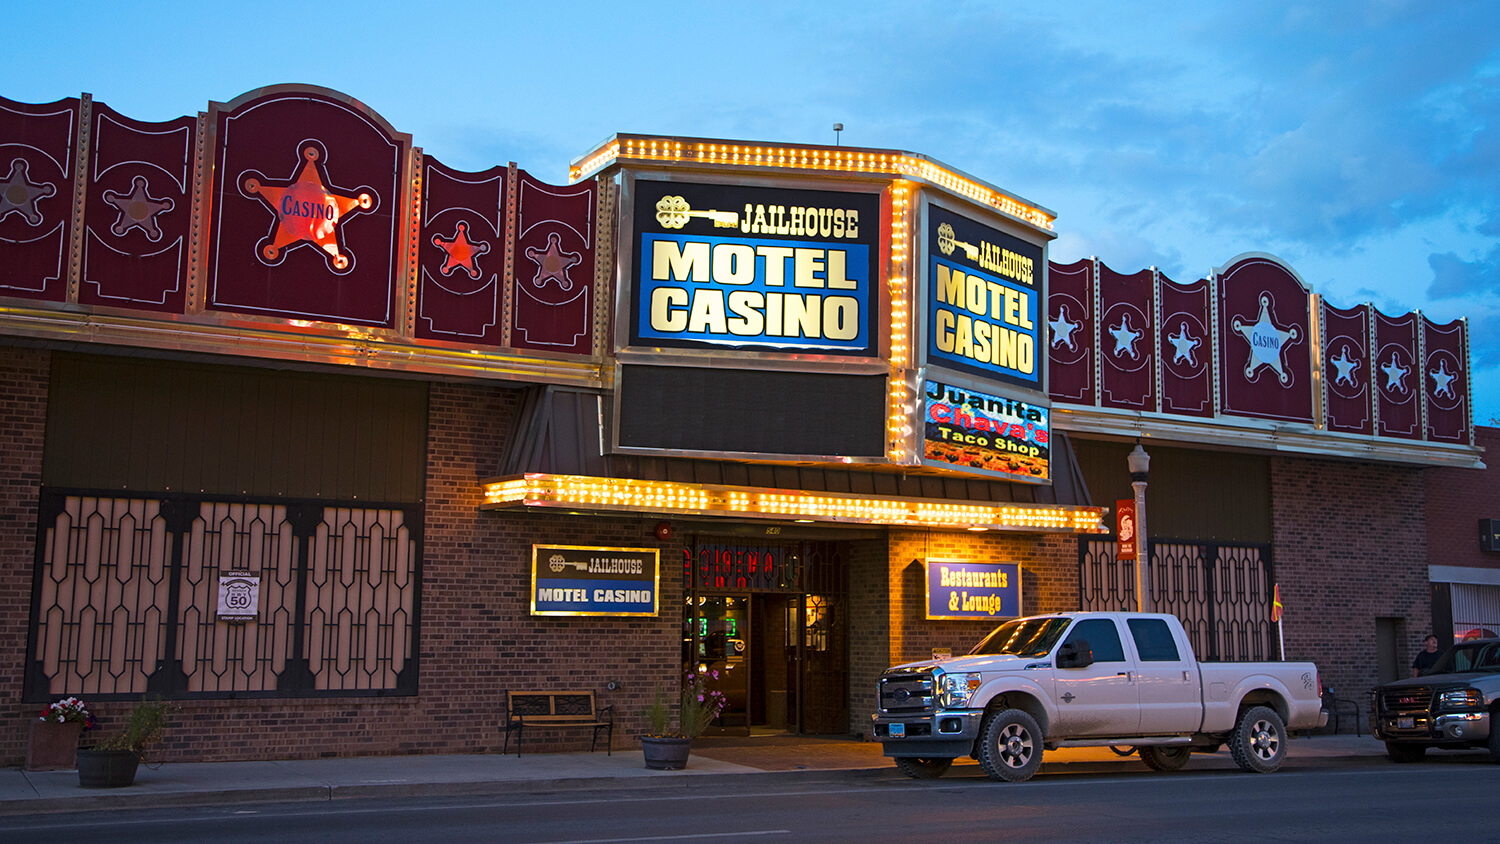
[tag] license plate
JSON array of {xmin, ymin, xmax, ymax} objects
[
  {"xmin": 1397, "ymin": 717, "xmax": 1415, "ymax": 729},
  {"xmin": 889, "ymin": 722, "xmax": 906, "ymax": 738}
]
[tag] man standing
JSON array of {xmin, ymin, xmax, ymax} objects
[{"xmin": 1411, "ymin": 634, "xmax": 1441, "ymax": 677}]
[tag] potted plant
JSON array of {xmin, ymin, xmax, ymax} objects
[
  {"xmin": 77, "ymin": 697, "xmax": 175, "ymax": 788},
  {"xmin": 26, "ymin": 697, "xmax": 95, "ymax": 771},
  {"xmin": 640, "ymin": 668, "xmax": 728, "ymax": 770}
]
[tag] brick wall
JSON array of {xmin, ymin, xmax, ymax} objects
[
  {"xmin": 2, "ymin": 375, "xmax": 691, "ymax": 765},
  {"xmin": 1270, "ymin": 455, "xmax": 1429, "ymax": 702},
  {"xmin": 846, "ymin": 528, "xmax": 1079, "ymax": 734},
  {"xmin": 1425, "ymin": 425, "xmax": 1500, "ymax": 571},
  {"xmin": 0, "ymin": 347, "xmax": 49, "ymax": 766}
]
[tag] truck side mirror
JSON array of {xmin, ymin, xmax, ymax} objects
[{"xmin": 1057, "ymin": 640, "xmax": 1094, "ymax": 669}]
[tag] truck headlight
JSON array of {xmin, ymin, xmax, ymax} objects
[
  {"xmin": 936, "ymin": 672, "xmax": 982, "ymax": 708},
  {"xmin": 1437, "ymin": 688, "xmax": 1483, "ymax": 710}
]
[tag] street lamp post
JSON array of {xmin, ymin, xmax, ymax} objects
[{"xmin": 1127, "ymin": 443, "xmax": 1151, "ymax": 612}]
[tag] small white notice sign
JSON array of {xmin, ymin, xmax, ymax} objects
[{"xmin": 217, "ymin": 573, "xmax": 260, "ymax": 621}]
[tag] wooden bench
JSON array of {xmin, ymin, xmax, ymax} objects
[{"xmin": 502, "ymin": 690, "xmax": 613, "ymax": 756}]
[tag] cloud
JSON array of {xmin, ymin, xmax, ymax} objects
[{"xmin": 1428, "ymin": 246, "xmax": 1500, "ymax": 299}]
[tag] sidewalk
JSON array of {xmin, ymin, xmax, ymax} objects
[{"xmin": 0, "ymin": 733, "xmax": 1396, "ymax": 815}]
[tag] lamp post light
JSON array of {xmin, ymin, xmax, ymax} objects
[{"xmin": 1127, "ymin": 443, "xmax": 1151, "ymax": 612}]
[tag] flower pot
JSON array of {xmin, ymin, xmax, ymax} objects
[
  {"xmin": 26, "ymin": 721, "xmax": 83, "ymax": 771},
  {"xmin": 77, "ymin": 749, "xmax": 141, "ymax": 788},
  {"xmin": 641, "ymin": 736, "xmax": 693, "ymax": 770}
]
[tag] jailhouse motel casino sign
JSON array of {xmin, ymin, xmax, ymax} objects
[{"xmin": 596, "ymin": 136, "xmax": 1060, "ymax": 487}]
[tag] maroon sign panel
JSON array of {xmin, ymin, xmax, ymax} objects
[
  {"xmin": 1047, "ymin": 258, "xmax": 1094, "ymax": 405},
  {"xmin": 1217, "ymin": 257, "xmax": 1312, "ymax": 424},
  {"xmin": 1320, "ymin": 301, "xmax": 1373, "ymax": 435},
  {"xmin": 80, "ymin": 102, "xmax": 195, "ymax": 313},
  {"xmin": 1423, "ymin": 317, "xmax": 1469, "ymax": 443},
  {"xmin": 510, "ymin": 170, "xmax": 596, "ymax": 356},
  {"xmin": 1158, "ymin": 273, "xmax": 1213, "ymax": 417},
  {"xmin": 0, "ymin": 96, "xmax": 78, "ymax": 303},
  {"xmin": 416, "ymin": 158, "xmax": 505, "ymax": 344},
  {"xmin": 206, "ymin": 89, "xmax": 408, "ymax": 328},
  {"xmin": 1374, "ymin": 310, "xmax": 1420, "ymax": 439},
  {"xmin": 1098, "ymin": 262, "xmax": 1154, "ymax": 411}
]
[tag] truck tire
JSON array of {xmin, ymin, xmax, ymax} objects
[
  {"xmin": 1138, "ymin": 745, "xmax": 1191, "ymax": 771},
  {"xmin": 977, "ymin": 708, "xmax": 1044, "ymax": 782},
  {"xmin": 1385, "ymin": 742, "xmax": 1425, "ymax": 763},
  {"xmin": 1229, "ymin": 705, "xmax": 1286, "ymax": 773},
  {"xmin": 893, "ymin": 757, "xmax": 953, "ymax": 778}
]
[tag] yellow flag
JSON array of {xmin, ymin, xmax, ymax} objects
[{"xmin": 1271, "ymin": 584, "xmax": 1284, "ymax": 623}]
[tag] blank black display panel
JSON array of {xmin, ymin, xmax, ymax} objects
[{"xmin": 618, "ymin": 365, "xmax": 887, "ymax": 457}]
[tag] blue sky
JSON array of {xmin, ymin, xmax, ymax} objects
[{"xmin": 10, "ymin": 1, "xmax": 1500, "ymax": 424}]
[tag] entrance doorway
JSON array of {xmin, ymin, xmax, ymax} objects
[{"xmin": 685, "ymin": 539, "xmax": 848, "ymax": 735}]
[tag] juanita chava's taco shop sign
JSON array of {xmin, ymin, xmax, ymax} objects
[
  {"xmin": 921, "ymin": 379, "xmax": 1050, "ymax": 483},
  {"xmin": 531, "ymin": 545, "xmax": 660, "ymax": 617}
]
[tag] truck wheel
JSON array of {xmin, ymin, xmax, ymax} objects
[
  {"xmin": 977, "ymin": 708, "xmax": 1044, "ymax": 782},
  {"xmin": 1139, "ymin": 746, "xmax": 1191, "ymax": 772},
  {"xmin": 893, "ymin": 757, "xmax": 953, "ymax": 778},
  {"xmin": 1386, "ymin": 742, "xmax": 1426, "ymax": 763},
  {"xmin": 1229, "ymin": 705, "xmax": 1286, "ymax": 773}
]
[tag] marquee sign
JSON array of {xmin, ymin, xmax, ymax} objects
[
  {"xmin": 926, "ymin": 205, "xmax": 1043, "ymax": 390},
  {"xmin": 629, "ymin": 179, "xmax": 880, "ymax": 354},
  {"xmin": 530, "ymin": 545, "xmax": 660, "ymax": 617},
  {"xmin": 921, "ymin": 377, "xmax": 1050, "ymax": 483},
  {"xmin": 925, "ymin": 560, "xmax": 1022, "ymax": 620}
]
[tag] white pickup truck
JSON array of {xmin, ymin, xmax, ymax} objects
[{"xmin": 872, "ymin": 611, "xmax": 1325, "ymax": 781}]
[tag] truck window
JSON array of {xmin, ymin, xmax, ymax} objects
[
  {"xmin": 1063, "ymin": 618, "xmax": 1126, "ymax": 662},
  {"xmin": 1126, "ymin": 618, "xmax": 1181, "ymax": 662},
  {"xmin": 969, "ymin": 617, "xmax": 1072, "ymax": 658}
]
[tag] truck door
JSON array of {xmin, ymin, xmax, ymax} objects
[
  {"xmin": 1053, "ymin": 618, "xmax": 1140, "ymax": 736},
  {"xmin": 1127, "ymin": 616, "xmax": 1202, "ymax": 734}
]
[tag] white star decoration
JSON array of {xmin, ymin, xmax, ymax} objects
[
  {"xmin": 1108, "ymin": 314, "xmax": 1143, "ymax": 360},
  {"xmin": 1381, "ymin": 355, "xmax": 1410, "ymax": 393},
  {"xmin": 1050, "ymin": 305, "xmax": 1080, "ymax": 351},
  {"xmin": 1330, "ymin": 344, "xmax": 1360, "ymax": 386},
  {"xmin": 1428, "ymin": 360, "xmax": 1456, "ymax": 399},
  {"xmin": 1232, "ymin": 294, "xmax": 1300, "ymax": 385},
  {"xmin": 1166, "ymin": 322, "xmax": 1200, "ymax": 366}
]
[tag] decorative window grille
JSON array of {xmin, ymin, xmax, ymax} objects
[{"xmin": 25, "ymin": 491, "xmax": 420, "ymax": 701}]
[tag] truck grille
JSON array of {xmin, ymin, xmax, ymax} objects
[
  {"xmin": 1378, "ymin": 686, "xmax": 1433, "ymax": 714},
  {"xmin": 880, "ymin": 671, "xmax": 935, "ymax": 715}
]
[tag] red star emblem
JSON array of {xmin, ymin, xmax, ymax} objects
[
  {"xmin": 523, "ymin": 231, "xmax": 582, "ymax": 291},
  {"xmin": 432, "ymin": 221, "xmax": 490, "ymax": 279},
  {"xmin": 103, "ymin": 175, "xmax": 175, "ymax": 241},
  {"xmin": 239, "ymin": 142, "xmax": 376, "ymax": 274},
  {"xmin": 0, "ymin": 158, "xmax": 56, "ymax": 225}
]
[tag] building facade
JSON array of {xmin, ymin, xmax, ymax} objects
[{"xmin": 0, "ymin": 86, "xmax": 1482, "ymax": 764}]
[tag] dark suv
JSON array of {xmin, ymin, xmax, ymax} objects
[{"xmin": 1371, "ymin": 638, "xmax": 1500, "ymax": 763}]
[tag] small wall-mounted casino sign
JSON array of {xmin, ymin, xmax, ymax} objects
[
  {"xmin": 531, "ymin": 545, "xmax": 660, "ymax": 617},
  {"xmin": 216, "ymin": 572, "xmax": 261, "ymax": 622},
  {"xmin": 924, "ymin": 560, "xmax": 1022, "ymax": 620},
  {"xmin": 630, "ymin": 179, "xmax": 881, "ymax": 355}
]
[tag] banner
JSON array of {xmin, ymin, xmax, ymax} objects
[
  {"xmin": 1116, "ymin": 498, "xmax": 1138, "ymax": 560},
  {"xmin": 920, "ymin": 378, "xmax": 1050, "ymax": 483}
]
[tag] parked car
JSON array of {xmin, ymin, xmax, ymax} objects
[
  {"xmin": 1370, "ymin": 637, "xmax": 1500, "ymax": 763},
  {"xmin": 872, "ymin": 611, "xmax": 1325, "ymax": 781}
]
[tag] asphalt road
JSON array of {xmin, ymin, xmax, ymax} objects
[{"xmin": 5, "ymin": 757, "xmax": 1498, "ymax": 843}]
